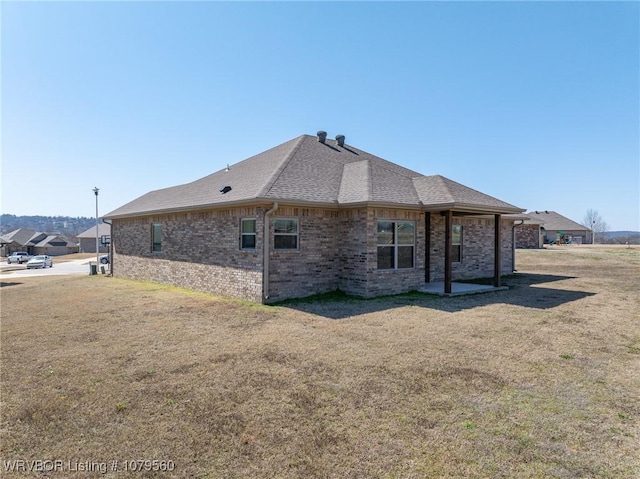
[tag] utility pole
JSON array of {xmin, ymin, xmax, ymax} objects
[{"xmin": 93, "ymin": 187, "xmax": 99, "ymax": 273}]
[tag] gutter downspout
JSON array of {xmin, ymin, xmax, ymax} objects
[
  {"xmin": 103, "ymin": 219, "xmax": 113, "ymax": 276},
  {"xmin": 512, "ymin": 219, "xmax": 524, "ymax": 273},
  {"xmin": 262, "ymin": 202, "xmax": 278, "ymax": 303}
]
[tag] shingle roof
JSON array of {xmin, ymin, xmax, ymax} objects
[
  {"xmin": 525, "ymin": 211, "xmax": 589, "ymax": 231},
  {"xmin": 77, "ymin": 223, "xmax": 112, "ymax": 238},
  {"xmin": 0, "ymin": 228, "xmax": 38, "ymax": 246},
  {"xmin": 105, "ymin": 134, "xmax": 524, "ymax": 218},
  {"xmin": 33, "ymin": 235, "xmax": 71, "ymax": 248}
]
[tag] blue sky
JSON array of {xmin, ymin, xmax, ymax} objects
[{"xmin": 2, "ymin": 1, "xmax": 638, "ymax": 231}]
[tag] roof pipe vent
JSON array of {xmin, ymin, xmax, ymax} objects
[
  {"xmin": 317, "ymin": 131, "xmax": 327, "ymax": 143},
  {"xmin": 335, "ymin": 134, "xmax": 345, "ymax": 147}
]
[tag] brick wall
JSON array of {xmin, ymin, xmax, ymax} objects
[
  {"xmin": 80, "ymin": 238, "xmax": 108, "ymax": 253},
  {"xmin": 337, "ymin": 208, "xmax": 370, "ymax": 296},
  {"xmin": 515, "ymin": 224, "xmax": 541, "ymax": 249},
  {"xmin": 267, "ymin": 207, "xmax": 341, "ymax": 301},
  {"xmin": 113, "ymin": 207, "xmax": 264, "ymax": 302},
  {"xmin": 113, "ymin": 206, "xmax": 517, "ymax": 303},
  {"xmin": 428, "ymin": 214, "xmax": 514, "ymax": 281},
  {"xmin": 362, "ymin": 209, "xmax": 426, "ymax": 298}
]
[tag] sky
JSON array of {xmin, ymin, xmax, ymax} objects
[{"xmin": 2, "ymin": 1, "xmax": 638, "ymax": 231}]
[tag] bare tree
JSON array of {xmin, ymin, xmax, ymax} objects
[{"xmin": 581, "ymin": 209, "xmax": 609, "ymax": 244}]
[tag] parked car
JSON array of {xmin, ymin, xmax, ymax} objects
[
  {"xmin": 26, "ymin": 255, "xmax": 53, "ymax": 269},
  {"xmin": 100, "ymin": 254, "xmax": 110, "ymax": 264},
  {"xmin": 7, "ymin": 252, "xmax": 33, "ymax": 264}
]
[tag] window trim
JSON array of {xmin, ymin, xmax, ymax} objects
[
  {"xmin": 376, "ymin": 220, "xmax": 415, "ymax": 270},
  {"xmin": 151, "ymin": 223, "xmax": 162, "ymax": 253},
  {"xmin": 452, "ymin": 224, "xmax": 462, "ymax": 263},
  {"xmin": 273, "ymin": 218, "xmax": 299, "ymax": 250},
  {"xmin": 240, "ymin": 218, "xmax": 257, "ymax": 250}
]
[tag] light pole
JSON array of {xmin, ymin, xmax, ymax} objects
[
  {"xmin": 592, "ymin": 220, "xmax": 596, "ymax": 244},
  {"xmin": 93, "ymin": 187, "xmax": 100, "ymax": 273}
]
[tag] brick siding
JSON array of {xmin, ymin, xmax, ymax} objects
[
  {"xmin": 429, "ymin": 214, "xmax": 514, "ymax": 281},
  {"xmin": 113, "ymin": 207, "xmax": 263, "ymax": 302},
  {"xmin": 112, "ymin": 206, "xmax": 517, "ymax": 303},
  {"xmin": 515, "ymin": 224, "xmax": 541, "ymax": 249}
]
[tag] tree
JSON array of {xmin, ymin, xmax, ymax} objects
[{"xmin": 581, "ymin": 209, "xmax": 609, "ymax": 244}]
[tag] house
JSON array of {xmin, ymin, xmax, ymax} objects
[
  {"xmin": 516, "ymin": 211, "xmax": 591, "ymax": 248},
  {"xmin": 0, "ymin": 228, "xmax": 78, "ymax": 256},
  {"xmin": 0, "ymin": 228, "xmax": 39, "ymax": 256},
  {"xmin": 104, "ymin": 133, "xmax": 525, "ymax": 303},
  {"xmin": 77, "ymin": 223, "xmax": 111, "ymax": 253},
  {"xmin": 32, "ymin": 235, "xmax": 79, "ymax": 256}
]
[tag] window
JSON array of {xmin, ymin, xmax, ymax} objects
[
  {"xmin": 377, "ymin": 221, "xmax": 414, "ymax": 269},
  {"xmin": 151, "ymin": 224, "xmax": 162, "ymax": 253},
  {"xmin": 241, "ymin": 218, "xmax": 256, "ymax": 250},
  {"xmin": 273, "ymin": 218, "xmax": 298, "ymax": 250},
  {"xmin": 452, "ymin": 225, "xmax": 462, "ymax": 262}
]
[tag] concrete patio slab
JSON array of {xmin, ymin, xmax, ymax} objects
[{"xmin": 419, "ymin": 281, "xmax": 509, "ymax": 297}]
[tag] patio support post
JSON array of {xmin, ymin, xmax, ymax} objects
[
  {"xmin": 424, "ymin": 212, "xmax": 431, "ymax": 283},
  {"xmin": 444, "ymin": 210, "xmax": 452, "ymax": 294},
  {"xmin": 494, "ymin": 214, "xmax": 501, "ymax": 287}
]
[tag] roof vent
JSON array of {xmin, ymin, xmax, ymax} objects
[
  {"xmin": 317, "ymin": 131, "xmax": 327, "ymax": 143},
  {"xmin": 335, "ymin": 134, "xmax": 345, "ymax": 147},
  {"xmin": 220, "ymin": 186, "xmax": 232, "ymax": 194}
]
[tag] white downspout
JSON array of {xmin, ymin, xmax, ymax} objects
[{"xmin": 263, "ymin": 202, "xmax": 278, "ymax": 302}]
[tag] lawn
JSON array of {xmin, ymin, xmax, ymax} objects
[{"xmin": 1, "ymin": 246, "xmax": 639, "ymax": 478}]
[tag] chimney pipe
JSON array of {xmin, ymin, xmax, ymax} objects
[
  {"xmin": 317, "ymin": 131, "xmax": 327, "ymax": 143},
  {"xmin": 335, "ymin": 134, "xmax": 345, "ymax": 147}
]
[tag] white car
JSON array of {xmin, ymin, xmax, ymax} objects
[
  {"xmin": 26, "ymin": 255, "xmax": 53, "ymax": 269},
  {"xmin": 7, "ymin": 252, "xmax": 33, "ymax": 264}
]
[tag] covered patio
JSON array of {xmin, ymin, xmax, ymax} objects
[{"xmin": 419, "ymin": 280, "xmax": 509, "ymax": 297}]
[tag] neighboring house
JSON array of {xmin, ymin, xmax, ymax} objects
[
  {"xmin": 0, "ymin": 228, "xmax": 78, "ymax": 256},
  {"xmin": 0, "ymin": 228, "xmax": 39, "ymax": 256},
  {"xmin": 32, "ymin": 235, "xmax": 79, "ymax": 256},
  {"xmin": 517, "ymin": 211, "xmax": 591, "ymax": 247},
  {"xmin": 77, "ymin": 223, "xmax": 111, "ymax": 253},
  {"xmin": 105, "ymin": 133, "xmax": 525, "ymax": 303}
]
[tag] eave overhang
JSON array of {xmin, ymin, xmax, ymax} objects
[{"xmin": 105, "ymin": 197, "xmax": 524, "ymax": 221}]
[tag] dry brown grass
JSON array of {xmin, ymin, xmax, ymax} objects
[{"xmin": 1, "ymin": 246, "xmax": 639, "ymax": 478}]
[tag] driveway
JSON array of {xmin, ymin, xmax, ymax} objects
[{"xmin": 0, "ymin": 258, "xmax": 108, "ymax": 279}]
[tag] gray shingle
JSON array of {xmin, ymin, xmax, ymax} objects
[
  {"xmin": 525, "ymin": 211, "xmax": 589, "ymax": 231},
  {"xmin": 105, "ymin": 134, "xmax": 524, "ymax": 218}
]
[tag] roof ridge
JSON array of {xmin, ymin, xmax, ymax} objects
[{"xmin": 257, "ymin": 135, "xmax": 306, "ymax": 198}]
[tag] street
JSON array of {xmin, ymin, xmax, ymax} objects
[{"xmin": 0, "ymin": 258, "xmax": 107, "ymax": 279}]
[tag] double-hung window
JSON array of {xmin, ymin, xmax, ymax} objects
[
  {"xmin": 377, "ymin": 221, "xmax": 415, "ymax": 269},
  {"xmin": 273, "ymin": 218, "xmax": 298, "ymax": 250},
  {"xmin": 452, "ymin": 225, "xmax": 462, "ymax": 262},
  {"xmin": 151, "ymin": 224, "xmax": 162, "ymax": 253},
  {"xmin": 241, "ymin": 219, "xmax": 256, "ymax": 250}
]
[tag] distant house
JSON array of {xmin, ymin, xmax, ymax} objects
[
  {"xmin": 516, "ymin": 211, "xmax": 591, "ymax": 248},
  {"xmin": 32, "ymin": 235, "xmax": 79, "ymax": 256},
  {"xmin": 0, "ymin": 228, "xmax": 78, "ymax": 256},
  {"xmin": 105, "ymin": 133, "xmax": 525, "ymax": 303},
  {"xmin": 0, "ymin": 228, "xmax": 39, "ymax": 256},
  {"xmin": 77, "ymin": 223, "xmax": 111, "ymax": 253}
]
